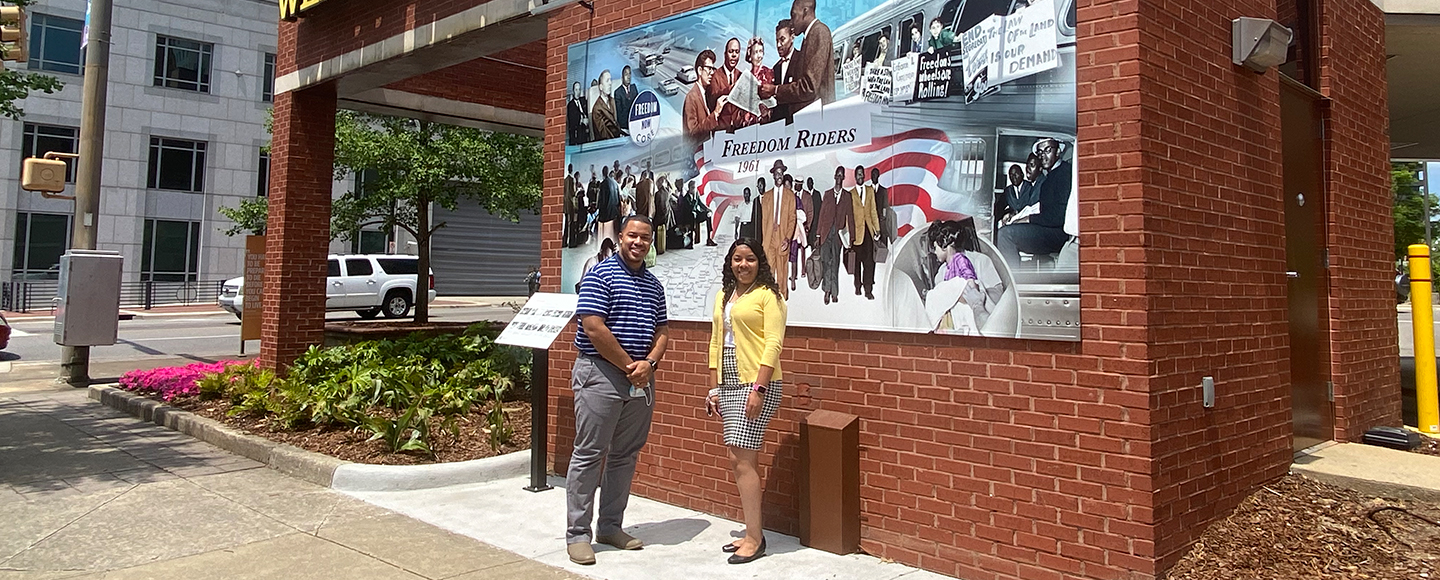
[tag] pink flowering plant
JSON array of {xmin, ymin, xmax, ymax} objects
[{"xmin": 118, "ymin": 360, "xmax": 253, "ymax": 401}]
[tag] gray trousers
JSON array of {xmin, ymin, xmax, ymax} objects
[{"xmin": 566, "ymin": 354, "xmax": 654, "ymax": 544}]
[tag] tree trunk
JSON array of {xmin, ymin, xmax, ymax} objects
[{"xmin": 415, "ymin": 196, "xmax": 431, "ymax": 323}]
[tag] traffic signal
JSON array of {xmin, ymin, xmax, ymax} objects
[
  {"xmin": 0, "ymin": 5, "xmax": 27, "ymax": 63},
  {"xmin": 21, "ymin": 156, "xmax": 66, "ymax": 193}
]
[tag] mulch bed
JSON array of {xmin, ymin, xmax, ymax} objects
[
  {"xmin": 1412, "ymin": 434, "xmax": 1440, "ymax": 456},
  {"xmin": 165, "ymin": 396, "xmax": 531, "ymax": 465},
  {"xmin": 1168, "ymin": 474, "xmax": 1440, "ymax": 579}
]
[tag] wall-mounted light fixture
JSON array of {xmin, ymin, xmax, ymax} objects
[{"xmin": 1232, "ymin": 17, "xmax": 1293, "ymax": 73}]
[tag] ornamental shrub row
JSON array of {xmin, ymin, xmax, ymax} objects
[{"xmin": 117, "ymin": 323, "xmax": 530, "ymax": 456}]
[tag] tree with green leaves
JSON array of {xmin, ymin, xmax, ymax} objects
[
  {"xmin": 0, "ymin": 0, "xmax": 63, "ymax": 119},
  {"xmin": 1393, "ymin": 161, "xmax": 1435, "ymax": 261},
  {"xmin": 217, "ymin": 196, "xmax": 269, "ymax": 236},
  {"xmin": 330, "ymin": 111, "xmax": 542, "ymax": 322}
]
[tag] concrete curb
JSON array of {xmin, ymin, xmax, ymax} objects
[
  {"xmin": 331, "ymin": 449, "xmax": 529, "ymax": 492},
  {"xmin": 87, "ymin": 385, "xmax": 534, "ymax": 491}
]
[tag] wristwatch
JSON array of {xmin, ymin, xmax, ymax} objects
[
  {"xmin": 645, "ymin": 358, "xmax": 659, "ymax": 370},
  {"xmin": 750, "ymin": 382, "xmax": 767, "ymax": 394}
]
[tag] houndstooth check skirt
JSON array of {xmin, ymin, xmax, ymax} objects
[{"xmin": 718, "ymin": 346, "xmax": 782, "ymax": 450}]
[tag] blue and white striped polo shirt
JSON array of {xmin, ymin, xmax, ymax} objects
[{"xmin": 574, "ymin": 255, "xmax": 668, "ymax": 360}]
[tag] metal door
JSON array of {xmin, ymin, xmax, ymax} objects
[
  {"xmin": 1281, "ymin": 80, "xmax": 1332, "ymax": 451},
  {"xmin": 430, "ymin": 204, "xmax": 541, "ymax": 296}
]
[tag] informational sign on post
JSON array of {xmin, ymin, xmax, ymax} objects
[
  {"xmin": 496, "ymin": 292, "xmax": 580, "ymax": 349},
  {"xmin": 240, "ymin": 235, "xmax": 265, "ymax": 341},
  {"xmin": 495, "ymin": 291, "xmax": 581, "ymax": 493}
]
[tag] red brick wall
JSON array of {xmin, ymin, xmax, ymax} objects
[
  {"xmin": 265, "ymin": 0, "xmax": 1393, "ymax": 577},
  {"xmin": 384, "ymin": 41, "xmax": 548, "ymax": 115},
  {"xmin": 259, "ymin": 82, "xmax": 338, "ymax": 371},
  {"xmin": 542, "ymin": 1, "xmax": 1161, "ymax": 579},
  {"xmin": 1136, "ymin": 0, "xmax": 1294, "ymax": 570},
  {"xmin": 1317, "ymin": 0, "xmax": 1400, "ymax": 442}
]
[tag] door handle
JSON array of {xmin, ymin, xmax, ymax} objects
[
  {"xmin": 367, "ymin": 280, "xmax": 376, "ymax": 285},
  {"xmin": 333, "ymin": 281, "xmax": 343, "ymax": 286},
  {"xmin": 1286, "ymin": 271, "xmax": 1299, "ymax": 279}
]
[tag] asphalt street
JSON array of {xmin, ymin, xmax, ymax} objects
[{"xmin": 1, "ymin": 305, "xmax": 518, "ymax": 368}]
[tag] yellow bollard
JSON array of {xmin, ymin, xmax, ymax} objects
[{"xmin": 1410, "ymin": 244, "xmax": 1440, "ymax": 434}]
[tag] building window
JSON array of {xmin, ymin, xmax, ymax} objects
[
  {"xmin": 22, "ymin": 123, "xmax": 79, "ymax": 183},
  {"xmin": 28, "ymin": 14, "xmax": 83, "ymax": 75},
  {"xmin": 262, "ymin": 53, "xmax": 275, "ymax": 102},
  {"xmin": 11, "ymin": 212, "xmax": 71, "ymax": 280},
  {"xmin": 352, "ymin": 230, "xmax": 388, "ymax": 254},
  {"xmin": 153, "ymin": 35, "xmax": 213, "ymax": 92},
  {"xmin": 141, "ymin": 219, "xmax": 200, "ymax": 282},
  {"xmin": 350, "ymin": 169, "xmax": 388, "ymax": 253},
  {"xmin": 147, "ymin": 137, "xmax": 207, "ymax": 192},
  {"xmin": 257, "ymin": 150, "xmax": 270, "ymax": 197}
]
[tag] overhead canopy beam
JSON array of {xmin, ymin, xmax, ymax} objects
[
  {"xmin": 340, "ymin": 88, "xmax": 544, "ymax": 137},
  {"xmin": 1386, "ymin": 10, "xmax": 1440, "ymax": 160},
  {"xmin": 275, "ymin": 0, "xmax": 548, "ymax": 100}
]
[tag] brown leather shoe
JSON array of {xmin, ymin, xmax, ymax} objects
[
  {"xmin": 596, "ymin": 531, "xmax": 643, "ymax": 550},
  {"xmin": 567, "ymin": 542, "xmax": 596, "ymax": 565}
]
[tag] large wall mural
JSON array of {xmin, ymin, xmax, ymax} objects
[{"xmin": 561, "ymin": 0, "xmax": 1079, "ymax": 340}]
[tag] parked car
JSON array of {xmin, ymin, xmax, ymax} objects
[
  {"xmin": 658, "ymin": 78, "xmax": 682, "ymax": 96},
  {"xmin": 0, "ymin": 312, "xmax": 10, "ymax": 350},
  {"xmin": 219, "ymin": 254, "xmax": 437, "ymax": 319},
  {"xmin": 676, "ymin": 65, "xmax": 697, "ymax": 83}
]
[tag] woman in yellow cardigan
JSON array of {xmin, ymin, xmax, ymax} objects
[{"xmin": 705, "ymin": 237, "xmax": 787, "ymax": 564}]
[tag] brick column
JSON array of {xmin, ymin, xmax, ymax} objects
[{"xmin": 260, "ymin": 82, "xmax": 336, "ymax": 371}]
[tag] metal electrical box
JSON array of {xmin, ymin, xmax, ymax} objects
[{"xmin": 53, "ymin": 250, "xmax": 123, "ymax": 346}]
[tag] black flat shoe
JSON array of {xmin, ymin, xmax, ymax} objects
[
  {"xmin": 721, "ymin": 541, "xmax": 741, "ymax": 553},
  {"xmin": 727, "ymin": 537, "xmax": 766, "ymax": 564}
]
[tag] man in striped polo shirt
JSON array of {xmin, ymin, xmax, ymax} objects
[{"xmin": 566, "ymin": 215, "xmax": 670, "ymax": 566}]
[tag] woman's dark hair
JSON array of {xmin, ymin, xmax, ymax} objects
[
  {"xmin": 596, "ymin": 237, "xmax": 617, "ymax": 259},
  {"xmin": 927, "ymin": 219, "xmax": 981, "ymax": 253},
  {"xmin": 721, "ymin": 238, "xmax": 781, "ymax": 300}
]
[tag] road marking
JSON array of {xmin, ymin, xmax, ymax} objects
[{"xmin": 9, "ymin": 328, "xmax": 33, "ymax": 337}]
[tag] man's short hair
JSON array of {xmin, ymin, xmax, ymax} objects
[
  {"xmin": 620, "ymin": 214, "xmax": 654, "ymax": 233},
  {"xmin": 777, "ymin": 19, "xmax": 793, "ymax": 32},
  {"xmin": 696, "ymin": 49, "xmax": 716, "ymax": 70},
  {"xmin": 622, "ymin": 65, "xmax": 632, "ymax": 73},
  {"xmin": 931, "ymin": 17, "xmax": 943, "ymax": 26}
]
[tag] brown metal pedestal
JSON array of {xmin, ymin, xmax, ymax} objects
[{"xmin": 799, "ymin": 409, "xmax": 860, "ymax": 554}]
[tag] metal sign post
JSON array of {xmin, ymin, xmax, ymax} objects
[{"xmin": 526, "ymin": 347, "xmax": 550, "ymax": 492}]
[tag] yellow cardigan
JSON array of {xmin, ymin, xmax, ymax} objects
[{"xmin": 709, "ymin": 286, "xmax": 788, "ymax": 384}]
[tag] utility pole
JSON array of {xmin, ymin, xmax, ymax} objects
[{"xmin": 59, "ymin": 0, "xmax": 113, "ymax": 386}]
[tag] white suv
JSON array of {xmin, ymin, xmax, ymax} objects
[{"xmin": 219, "ymin": 254, "xmax": 438, "ymax": 319}]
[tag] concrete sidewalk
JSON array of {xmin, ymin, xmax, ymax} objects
[
  {"xmin": 347, "ymin": 476, "xmax": 952, "ymax": 580},
  {"xmin": 0, "ymin": 383, "xmax": 582, "ymax": 580},
  {"xmin": 1292, "ymin": 440, "xmax": 1440, "ymax": 503}
]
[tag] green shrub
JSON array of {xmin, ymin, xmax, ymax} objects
[{"xmin": 195, "ymin": 323, "xmax": 529, "ymax": 455}]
